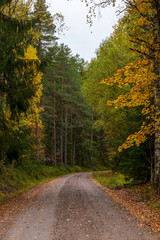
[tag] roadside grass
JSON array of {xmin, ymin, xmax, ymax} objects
[
  {"xmin": 93, "ymin": 171, "xmax": 160, "ymax": 213},
  {"xmin": 93, "ymin": 171, "xmax": 131, "ymax": 188},
  {"xmin": 0, "ymin": 161, "xmax": 91, "ymax": 205}
]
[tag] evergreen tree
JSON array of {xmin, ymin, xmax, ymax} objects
[
  {"xmin": 0, "ymin": 0, "xmax": 40, "ymax": 170},
  {"xmin": 42, "ymin": 44, "xmax": 99, "ymax": 167},
  {"xmin": 32, "ymin": 0, "xmax": 56, "ymax": 60}
]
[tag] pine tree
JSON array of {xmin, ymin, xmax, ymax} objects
[{"xmin": 42, "ymin": 44, "xmax": 98, "ymax": 167}]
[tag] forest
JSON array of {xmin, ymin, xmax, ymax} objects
[{"xmin": 0, "ymin": 0, "xmax": 160, "ymax": 202}]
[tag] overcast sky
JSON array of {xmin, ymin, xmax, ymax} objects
[{"xmin": 48, "ymin": 0, "xmax": 120, "ymax": 62}]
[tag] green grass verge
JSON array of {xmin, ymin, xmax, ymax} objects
[
  {"xmin": 93, "ymin": 171, "xmax": 160, "ymax": 214},
  {"xmin": 93, "ymin": 171, "xmax": 131, "ymax": 188},
  {"xmin": 0, "ymin": 161, "xmax": 90, "ymax": 205}
]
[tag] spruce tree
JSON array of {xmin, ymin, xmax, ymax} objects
[
  {"xmin": 32, "ymin": 0, "xmax": 56, "ymax": 60},
  {"xmin": 0, "ymin": 0, "xmax": 40, "ymax": 170}
]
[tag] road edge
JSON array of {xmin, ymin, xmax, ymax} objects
[{"xmin": 91, "ymin": 174, "xmax": 160, "ymax": 237}]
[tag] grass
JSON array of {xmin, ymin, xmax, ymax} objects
[
  {"xmin": 93, "ymin": 171, "xmax": 131, "ymax": 188},
  {"xmin": 93, "ymin": 171, "xmax": 160, "ymax": 214},
  {"xmin": 0, "ymin": 161, "xmax": 90, "ymax": 205}
]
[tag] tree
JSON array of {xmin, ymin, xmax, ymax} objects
[
  {"xmin": 80, "ymin": 0, "xmax": 160, "ymax": 186},
  {"xmin": 99, "ymin": 1, "xmax": 160, "ymax": 186},
  {"xmin": 82, "ymin": 17, "xmax": 154, "ymax": 181},
  {"xmin": 0, "ymin": 0, "xmax": 42, "ymax": 169},
  {"xmin": 42, "ymin": 44, "xmax": 100, "ymax": 167},
  {"xmin": 22, "ymin": 45, "xmax": 44, "ymax": 160},
  {"xmin": 1, "ymin": 0, "xmax": 33, "ymax": 20},
  {"xmin": 32, "ymin": 0, "xmax": 56, "ymax": 58},
  {"xmin": 4, "ymin": 45, "xmax": 43, "ymax": 163}
]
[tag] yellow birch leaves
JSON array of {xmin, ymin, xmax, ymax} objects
[
  {"xmin": 23, "ymin": 45, "xmax": 44, "ymax": 156},
  {"xmin": 5, "ymin": 45, "xmax": 44, "ymax": 157},
  {"xmin": 101, "ymin": 56, "xmax": 158, "ymax": 151}
]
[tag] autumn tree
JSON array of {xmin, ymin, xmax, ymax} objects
[
  {"xmin": 82, "ymin": 17, "xmax": 154, "ymax": 181},
  {"xmin": 92, "ymin": 1, "xmax": 159, "ymax": 186},
  {"xmin": 80, "ymin": 0, "xmax": 160, "ymax": 186},
  {"xmin": 22, "ymin": 45, "xmax": 44, "ymax": 160},
  {"xmin": 0, "ymin": 0, "xmax": 42, "ymax": 170}
]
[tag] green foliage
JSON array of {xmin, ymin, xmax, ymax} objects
[
  {"xmin": 82, "ymin": 22, "xmax": 137, "ymax": 165},
  {"xmin": 0, "ymin": 13, "xmax": 36, "ymax": 117},
  {"xmin": 93, "ymin": 171, "xmax": 131, "ymax": 188},
  {"xmin": 0, "ymin": 0, "xmax": 12, "ymax": 7},
  {"xmin": 0, "ymin": 162, "xmax": 91, "ymax": 204},
  {"xmin": 0, "ymin": 2, "xmax": 42, "ymax": 170},
  {"xmin": 82, "ymin": 17, "xmax": 153, "ymax": 182},
  {"xmin": 118, "ymin": 143, "xmax": 151, "ymax": 183},
  {"xmin": 42, "ymin": 44, "xmax": 100, "ymax": 167},
  {"xmin": 31, "ymin": 0, "xmax": 56, "ymax": 63}
]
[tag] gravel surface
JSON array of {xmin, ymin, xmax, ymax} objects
[{"xmin": 0, "ymin": 172, "xmax": 159, "ymax": 240}]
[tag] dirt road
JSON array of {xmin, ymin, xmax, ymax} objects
[{"xmin": 0, "ymin": 173, "xmax": 158, "ymax": 240}]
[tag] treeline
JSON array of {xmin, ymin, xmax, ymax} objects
[
  {"xmin": 82, "ymin": 0, "xmax": 160, "ymax": 188},
  {"xmin": 42, "ymin": 44, "xmax": 100, "ymax": 167},
  {"xmin": 0, "ymin": 0, "xmax": 104, "ymax": 173},
  {"xmin": 1, "ymin": 0, "xmax": 160, "ymax": 190}
]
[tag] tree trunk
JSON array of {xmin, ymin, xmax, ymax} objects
[
  {"xmin": 153, "ymin": 5, "xmax": 160, "ymax": 190},
  {"xmin": 60, "ymin": 65, "xmax": 64, "ymax": 167},
  {"xmin": 154, "ymin": 85, "xmax": 160, "ymax": 189},
  {"xmin": 0, "ymin": 147, "xmax": 4, "ymax": 174},
  {"xmin": 99, "ymin": 130, "xmax": 106, "ymax": 166},
  {"xmin": 149, "ymin": 138, "xmax": 154, "ymax": 184},
  {"xmin": 73, "ymin": 117, "xmax": 77, "ymax": 167},
  {"xmin": 35, "ymin": 34, "xmax": 41, "ymax": 161},
  {"xmin": 64, "ymin": 104, "xmax": 68, "ymax": 168},
  {"xmin": 154, "ymin": 73, "xmax": 160, "ymax": 189},
  {"xmin": 35, "ymin": 109, "xmax": 40, "ymax": 161},
  {"xmin": 70, "ymin": 108, "xmax": 73, "ymax": 165},
  {"xmin": 91, "ymin": 111, "xmax": 94, "ymax": 166},
  {"xmin": 53, "ymin": 86, "xmax": 56, "ymax": 167}
]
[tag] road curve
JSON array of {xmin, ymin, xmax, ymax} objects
[{"xmin": 0, "ymin": 173, "xmax": 158, "ymax": 240}]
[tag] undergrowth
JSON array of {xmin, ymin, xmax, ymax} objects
[
  {"xmin": 93, "ymin": 171, "xmax": 131, "ymax": 188},
  {"xmin": 93, "ymin": 171, "xmax": 160, "ymax": 213},
  {"xmin": 0, "ymin": 161, "xmax": 91, "ymax": 204}
]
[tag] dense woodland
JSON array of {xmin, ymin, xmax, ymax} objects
[{"xmin": 0, "ymin": 0, "xmax": 160, "ymax": 191}]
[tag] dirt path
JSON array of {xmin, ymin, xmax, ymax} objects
[{"xmin": 0, "ymin": 173, "xmax": 159, "ymax": 240}]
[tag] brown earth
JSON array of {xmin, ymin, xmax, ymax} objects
[{"xmin": 0, "ymin": 172, "xmax": 159, "ymax": 240}]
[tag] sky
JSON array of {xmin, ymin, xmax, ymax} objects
[{"xmin": 48, "ymin": 0, "xmax": 120, "ymax": 62}]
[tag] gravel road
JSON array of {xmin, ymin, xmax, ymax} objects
[{"xmin": 0, "ymin": 173, "xmax": 159, "ymax": 240}]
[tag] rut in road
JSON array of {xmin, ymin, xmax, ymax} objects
[{"xmin": 0, "ymin": 173, "xmax": 158, "ymax": 240}]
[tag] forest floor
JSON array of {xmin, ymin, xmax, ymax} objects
[
  {"xmin": 93, "ymin": 171, "xmax": 160, "ymax": 235},
  {"xmin": 0, "ymin": 172, "xmax": 159, "ymax": 240}
]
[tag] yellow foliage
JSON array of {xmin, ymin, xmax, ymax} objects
[
  {"xmin": 103, "ymin": 57, "xmax": 159, "ymax": 151},
  {"xmin": 23, "ymin": 46, "xmax": 44, "ymax": 156},
  {"xmin": 5, "ymin": 45, "xmax": 44, "ymax": 157},
  {"xmin": 118, "ymin": 123, "xmax": 155, "ymax": 152},
  {"xmin": 24, "ymin": 45, "xmax": 39, "ymax": 60}
]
